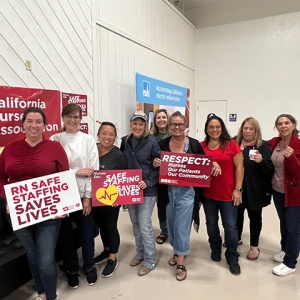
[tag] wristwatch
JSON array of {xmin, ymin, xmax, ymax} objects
[{"xmin": 235, "ymin": 188, "xmax": 243, "ymax": 192}]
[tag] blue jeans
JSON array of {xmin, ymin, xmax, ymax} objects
[
  {"xmin": 14, "ymin": 219, "xmax": 61, "ymax": 300},
  {"xmin": 167, "ymin": 186, "xmax": 194, "ymax": 256},
  {"xmin": 59, "ymin": 209, "xmax": 95, "ymax": 273},
  {"xmin": 128, "ymin": 196, "xmax": 157, "ymax": 269},
  {"xmin": 202, "ymin": 197, "xmax": 240, "ymax": 264},
  {"xmin": 272, "ymin": 189, "xmax": 287, "ymax": 252}
]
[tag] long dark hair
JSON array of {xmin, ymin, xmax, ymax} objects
[
  {"xmin": 274, "ymin": 114, "xmax": 299, "ymax": 137},
  {"xmin": 97, "ymin": 121, "xmax": 117, "ymax": 137},
  {"xmin": 204, "ymin": 115, "xmax": 231, "ymax": 151}
]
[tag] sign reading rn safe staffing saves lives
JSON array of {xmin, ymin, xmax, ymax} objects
[
  {"xmin": 159, "ymin": 152, "xmax": 213, "ymax": 187},
  {"xmin": 92, "ymin": 170, "xmax": 143, "ymax": 206},
  {"xmin": 4, "ymin": 170, "xmax": 82, "ymax": 231}
]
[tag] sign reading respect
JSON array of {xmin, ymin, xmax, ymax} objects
[
  {"xmin": 92, "ymin": 170, "xmax": 144, "ymax": 206},
  {"xmin": 4, "ymin": 170, "xmax": 82, "ymax": 230},
  {"xmin": 159, "ymin": 151, "xmax": 213, "ymax": 187}
]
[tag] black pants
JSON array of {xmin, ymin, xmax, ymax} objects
[
  {"xmin": 93, "ymin": 206, "xmax": 120, "ymax": 254},
  {"xmin": 237, "ymin": 204, "xmax": 262, "ymax": 247}
]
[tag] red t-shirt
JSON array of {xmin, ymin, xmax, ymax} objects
[{"xmin": 200, "ymin": 140, "xmax": 242, "ymax": 202}]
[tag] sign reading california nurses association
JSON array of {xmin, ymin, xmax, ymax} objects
[
  {"xmin": 92, "ymin": 170, "xmax": 143, "ymax": 206},
  {"xmin": 4, "ymin": 170, "xmax": 82, "ymax": 231},
  {"xmin": 0, "ymin": 86, "xmax": 61, "ymax": 147},
  {"xmin": 159, "ymin": 151, "xmax": 213, "ymax": 187}
]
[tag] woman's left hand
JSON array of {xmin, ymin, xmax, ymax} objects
[
  {"xmin": 138, "ymin": 180, "xmax": 147, "ymax": 190},
  {"xmin": 284, "ymin": 146, "xmax": 294, "ymax": 158},
  {"xmin": 82, "ymin": 197, "xmax": 92, "ymax": 216},
  {"xmin": 211, "ymin": 162, "xmax": 222, "ymax": 176},
  {"xmin": 232, "ymin": 190, "xmax": 242, "ymax": 206}
]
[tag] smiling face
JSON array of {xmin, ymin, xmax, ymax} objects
[
  {"xmin": 242, "ymin": 121, "xmax": 256, "ymax": 143},
  {"xmin": 62, "ymin": 109, "xmax": 81, "ymax": 133},
  {"xmin": 276, "ymin": 117, "xmax": 296, "ymax": 138},
  {"xmin": 206, "ymin": 119, "xmax": 222, "ymax": 141},
  {"xmin": 98, "ymin": 124, "xmax": 116, "ymax": 150},
  {"xmin": 23, "ymin": 112, "xmax": 45, "ymax": 142},
  {"xmin": 169, "ymin": 116, "xmax": 186, "ymax": 137},
  {"xmin": 155, "ymin": 111, "xmax": 168, "ymax": 132},
  {"xmin": 130, "ymin": 118, "xmax": 146, "ymax": 138}
]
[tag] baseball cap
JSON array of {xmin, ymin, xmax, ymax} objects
[{"xmin": 130, "ymin": 111, "xmax": 147, "ymax": 122}]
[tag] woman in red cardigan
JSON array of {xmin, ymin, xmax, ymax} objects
[{"xmin": 269, "ymin": 114, "xmax": 300, "ymax": 276}]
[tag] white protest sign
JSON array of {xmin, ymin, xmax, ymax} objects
[{"xmin": 4, "ymin": 170, "xmax": 82, "ymax": 230}]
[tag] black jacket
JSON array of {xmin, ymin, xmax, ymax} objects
[
  {"xmin": 158, "ymin": 136, "xmax": 205, "ymax": 232},
  {"xmin": 121, "ymin": 134, "xmax": 160, "ymax": 197}
]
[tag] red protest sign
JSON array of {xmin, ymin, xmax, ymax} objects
[
  {"xmin": 62, "ymin": 92, "xmax": 87, "ymax": 116},
  {"xmin": 159, "ymin": 151, "xmax": 213, "ymax": 187},
  {"xmin": 92, "ymin": 170, "xmax": 144, "ymax": 206},
  {"xmin": 0, "ymin": 86, "xmax": 61, "ymax": 147}
]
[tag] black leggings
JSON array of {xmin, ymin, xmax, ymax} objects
[
  {"xmin": 93, "ymin": 206, "xmax": 120, "ymax": 254},
  {"xmin": 237, "ymin": 204, "xmax": 262, "ymax": 247}
]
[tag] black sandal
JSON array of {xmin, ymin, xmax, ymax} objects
[
  {"xmin": 156, "ymin": 234, "xmax": 168, "ymax": 245},
  {"xmin": 168, "ymin": 253, "xmax": 178, "ymax": 266},
  {"xmin": 176, "ymin": 265, "xmax": 187, "ymax": 281}
]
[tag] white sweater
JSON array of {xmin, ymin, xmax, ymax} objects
[{"xmin": 50, "ymin": 131, "xmax": 99, "ymax": 198}]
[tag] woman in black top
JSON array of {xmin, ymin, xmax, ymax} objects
[{"xmin": 93, "ymin": 122, "xmax": 127, "ymax": 278}]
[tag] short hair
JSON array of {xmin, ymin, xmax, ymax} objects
[
  {"xmin": 274, "ymin": 114, "xmax": 299, "ymax": 136},
  {"xmin": 61, "ymin": 103, "xmax": 82, "ymax": 118}
]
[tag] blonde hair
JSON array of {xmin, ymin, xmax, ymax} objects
[
  {"xmin": 150, "ymin": 109, "xmax": 169, "ymax": 136},
  {"xmin": 129, "ymin": 118, "xmax": 149, "ymax": 137},
  {"xmin": 236, "ymin": 117, "xmax": 263, "ymax": 147}
]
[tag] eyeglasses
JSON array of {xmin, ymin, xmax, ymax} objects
[
  {"xmin": 63, "ymin": 115, "xmax": 81, "ymax": 120},
  {"xmin": 170, "ymin": 123, "xmax": 185, "ymax": 128}
]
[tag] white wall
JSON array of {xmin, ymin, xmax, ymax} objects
[
  {"xmin": 95, "ymin": 0, "xmax": 196, "ymax": 139},
  {"xmin": 194, "ymin": 11, "xmax": 300, "ymax": 140}
]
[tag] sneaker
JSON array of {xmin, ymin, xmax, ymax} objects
[
  {"xmin": 66, "ymin": 271, "xmax": 79, "ymax": 289},
  {"xmin": 130, "ymin": 257, "xmax": 144, "ymax": 266},
  {"xmin": 229, "ymin": 263, "xmax": 241, "ymax": 275},
  {"xmin": 211, "ymin": 252, "xmax": 221, "ymax": 262},
  {"xmin": 86, "ymin": 266, "xmax": 98, "ymax": 286},
  {"xmin": 95, "ymin": 250, "xmax": 110, "ymax": 265},
  {"xmin": 102, "ymin": 259, "xmax": 119, "ymax": 278},
  {"xmin": 138, "ymin": 265, "xmax": 152, "ymax": 276},
  {"xmin": 273, "ymin": 250, "xmax": 285, "ymax": 263},
  {"xmin": 273, "ymin": 263, "xmax": 295, "ymax": 276}
]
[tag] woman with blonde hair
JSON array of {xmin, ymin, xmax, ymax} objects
[{"xmin": 235, "ymin": 117, "xmax": 274, "ymax": 260}]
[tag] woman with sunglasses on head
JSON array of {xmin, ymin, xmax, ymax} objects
[
  {"xmin": 235, "ymin": 117, "xmax": 274, "ymax": 260},
  {"xmin": 154, "ymin": 111, "xmax": 205, "ymax": 281},
  {"xmin": 0, "ymin": 107, "xmax": 69, "ymax": 300},
  {"xmin": 200, "ymin": 114, "xmax": 244, "ymax": 276},
  {"xmin": 50, "ymin": 103, "xmax": 99, "ymax": 288},
  {"xmin": 93, "ymin": 122, "xmax": 127, "ymax": 278},
  {"xmin": 120, "ymin": 111, "xmax": 160, "ymax": 276},
  {"xmin": 150, "ymin": 109, "xmax": 169, "ymax": 245},
  {"xmin": 268, "ymin": 114, "xmax": 300, "ymax": 277}
]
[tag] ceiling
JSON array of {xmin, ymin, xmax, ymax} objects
[{"xmin": 182, "ymin": 0, "xmax": 224, "ymax": 12}]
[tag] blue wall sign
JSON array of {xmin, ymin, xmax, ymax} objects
[
  {"xmin": 229, "ymin": 114, "xmax": 237, "ymax": 122},
  {"xmin": 136, "ymin": 73, "xmax": 187, "ymax": 107}
]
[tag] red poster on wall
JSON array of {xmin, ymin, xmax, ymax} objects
[
  {"xmin": 62, "ymin": 92, "xmax": 87, "ymax": 116},
  {"xmin": 159, "ymin": 151, "xmax": 213, "ymax": 187},
  {"xmin": 0, "ymin": 86, "xmax": 61, "ymax": 147}
]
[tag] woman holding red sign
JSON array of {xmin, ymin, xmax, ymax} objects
[
  {"xmin": 200, "ymin": 114, "xmax": 244, "ymax": 276},
  {"xmin": 93, "ymin": 122, "xmax": 127, "ymax": 278},
  {"xmin": 0, "ymin": 107, "xmax": 69, "ymax": 300},
  {"xmin": 154, "ymin": 111, "xmax": 205, "ymax": 281}
]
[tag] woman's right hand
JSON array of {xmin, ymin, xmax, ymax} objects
[
  {"xmin": 6, "ymin": 204, "xmax": 10, "ymax": 214},
  {"xmin": 76, "ymin": 168, "xmax": 94, "ymax": 177},
  {"xmin": 153, "ymin": 158, "xmax": 161, "ymax": 168},
  {"xmin": 211, "ymin": 162, "xmax": 222, "ymax": 176}
]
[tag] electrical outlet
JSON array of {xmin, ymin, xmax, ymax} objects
[{"xmin": 25, "ymin": 60, "xmax": 32, "ymax": 71}]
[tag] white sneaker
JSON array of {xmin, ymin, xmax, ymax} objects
[
  {"xmin": 273, "ymin": 250, "xmax": 285, "ymax": 263},
  {"xmin": 273, "ymin": 263, "xmax": 295, "ymax": 276}
]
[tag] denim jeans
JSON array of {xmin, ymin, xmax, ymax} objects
[
  {"xmin": 272, "ymin": 189, "xmax": 287, "ymax": 252},
  {"xmin": 128, "ymin": 196, "xmax": 157, "ymax": 269},
  {"xmin": 202, "ymin": 197, "xmax": 240, "ymax": 264},
  {"xmin": 59, "ymin": 209, "xmax": 95, "ymax": 273},
  {"xmin": 167, "ymin": 186, "xmax": 194, "ymax": 256},
  {"xmin": 14, "ymin": 219, "xmax": 61, "ymax": 300},
  {"xmin": 284, "ymin": 206, "xmax": 300, "ymax": 268}
]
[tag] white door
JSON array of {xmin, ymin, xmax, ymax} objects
[{"xmin": 196, "ymin": 100, "xmax": 227, "ymax": 142}]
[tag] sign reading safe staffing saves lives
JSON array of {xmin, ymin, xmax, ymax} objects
[
  {"xmin": 4, "ymin": 170, "xmax": 82, "ymax": 231},
  {"xmin": 92, "ymin": 170, "xmax": 143, "ymax": 206},
  {"xmin": 159, "ymin": 152, "xmax": 213, "ymax": 187}
]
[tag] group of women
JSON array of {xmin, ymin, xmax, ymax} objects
[{"xmin": 0, "ymin": 104, "xmax": 300, "ymax": 299}]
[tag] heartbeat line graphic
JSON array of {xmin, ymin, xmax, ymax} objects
[{"xmin": 98, "ymin": 191, "xmax": 118, "ymax": 201}]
